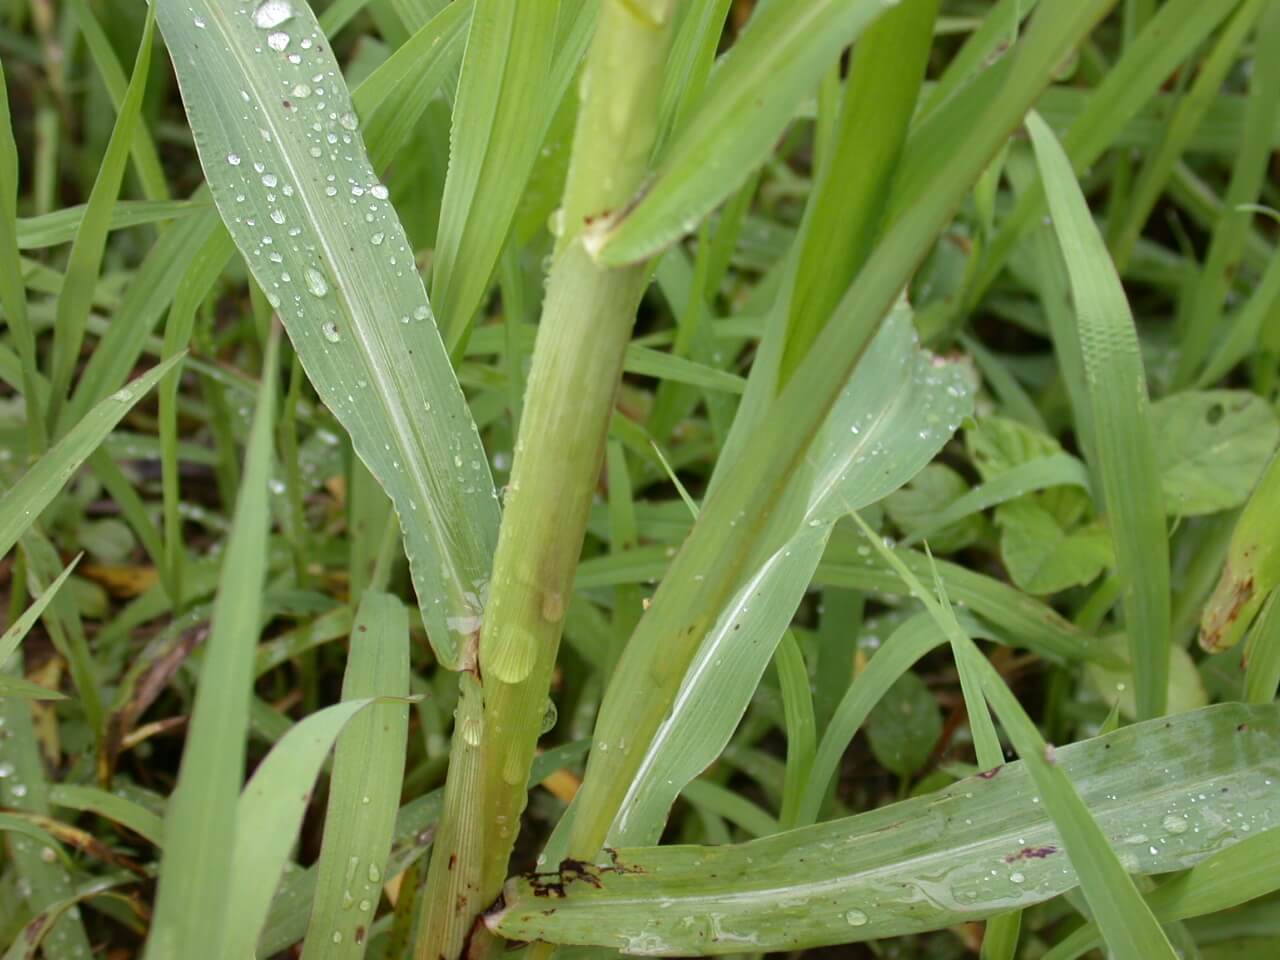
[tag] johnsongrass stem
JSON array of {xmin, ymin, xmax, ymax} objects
[{"xmin": 414, "ymin": 5, "xmax": 677, "ymax": 958}]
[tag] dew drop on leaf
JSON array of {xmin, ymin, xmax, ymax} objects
[
  {"xmin": 251, "ymin": 0, "xmax": 294, "ymax": 30},
  {"xmin": 305, "ymin": 268, "xmax": 329, "ymax": 297},
  {"xmin": 1162, "ymin": 814, "xmax": 1189, "ymax": 834},
  {"xmin": 845, "ymin": 910, "xmax": 868, "ymax": 927}
]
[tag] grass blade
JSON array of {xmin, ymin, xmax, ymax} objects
[
  {"xmin": 431, "ymin": 0, "xmax": 559, "ymax": 349},
  {"xmin": 491, "ymin": 704, "xmax": 1277, "ymax": 954},
  {"xmin": 0, "ymin": 553, "xmax": 78, "ymax": 668},
  {"xmin": 66, "ymin": 0, "xmax": 170, "ymax": 201},
  {"xmin": 1043, "ymin": 826, "xmax": 1280, "ymax": 960},
  {"xmin": 1175, "ymin": 0, "xmax": 1280, "ymax": 386},
  {"xmin": 224, "ymin": 698, "xmax": 385, "ymax": 960},
  {"xmin": 0, "ymin": 63, "xmax": 45, "ymax": 452},
  {"xmin": 592, "ymin": 0, "xmax": 894, "ymax": 265},
  {"xmin": 157, "ymin": 0, "xmax": 501, "ymax": 670},
  {"xmin": 142, "ymin": 329, "xmax": 280, "ymax": 960},
  {"xmin": 0, "ymin": 355, "xmax": 183, "ymax": 560},
  {"xmin": 301, "ymin": 592, "xmax": 410, "ymax": 960},
  {"xmin": 46, "ymin": 10, "xmax": 156, "ymax": 430},
  {"xmin": 1026, "ymin": 110, "xmax": 1170, "ymax": 718}
]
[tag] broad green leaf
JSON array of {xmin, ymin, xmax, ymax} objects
[
  {"xmin": 158, "ymin": 0, "xmax": 501, "ymax": 669},
  {"xmin": 301, "ymin": 593, "xmax": 410, "ymax": 960},
  {"xmin": 996, "ymin": 501, "xmax": 1112, "ymax": 595},
  {"xmin": 605, "ymin": 311, "xmax": 974, "ymax": 846},
  {"xmin": 886, "ymin": 464, "xmax": 985, "ymax": 553},
  {"xmin": 865, "ymin": 669, "xmax": 942, "ymax": 778},
  {"xmin": 432, "ymin": 0, "xmax": 559, "ymax": 348},
  {"xmin": 1152, "ymin": 390, "xmax": 1280, "ymax": 516},
  {"xmin": 898, "ymin": 454, "xmax": 1091, "ymax": 549},
  {"xmin": 0, "ymin": 356, "xmax": 182, "ymax": 561},
  {"xmin": 143, "ymin": 331, "xmax": 279, "ymax": 960},
  {"xmin": 492, "ymin": 704, "xmax": 1278, "ymax": 955},
  {"xmin": 592, "ymin": 0, "xmax": 894, "ymax": 265},
  {"xmin": 967, "ymin": 416, "xmax": 1088, "ymax": 528},
  {"xmin": 224, "ymin": 698, "xmax": 383, "ymax": 960},
  {"xmin": 1027, "ymin": 110, "xmax": 1170, "ymax": 719}
]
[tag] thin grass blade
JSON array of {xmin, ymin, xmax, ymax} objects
[
  {"xmin": 224, "ymin": 698, "xmax": 385, "ymax": 960},
  {"xmin": 432, "ymin": 0, "xmax": 559, "ymax": 349},
  {"xmin": 0, "ymin": 355, "xmax": 183, "ymax": 561},
  {"xmin": 46, "ymin": 10, "xmax": 156, "ymax": 430},
  {"xmin": 301, "ymin": 592, "xmax": 410, "ymax": 960},
  {"xmin": 142, "ymin": 330, "xmax": 279, "ymax": 960},
  {"xmin": 1026, "ymin": 110, "xmax": 1169, "ymax": 719}
]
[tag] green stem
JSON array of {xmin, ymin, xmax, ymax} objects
[{"xmin": 414, "ymin": 4, "xmax": 676, "ymax": 958}]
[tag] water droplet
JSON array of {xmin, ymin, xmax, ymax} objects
[
  {"xmin": 540, "ymin": 698, "xmax": 558, "ymax": 734},
  {"xmin": 305, "ymin": 268, "xmax": 329, "ymax": 297},
  {"xmin": 331, "ymin": 931, "xmax": 343, "ymax": 944},
  {"xmin": 193, "ymin": 15, "xmax": 206, "ymax": 28},
  {"xmin": 267, "ymin": 31, "xmax": 290, "ymax": 52},
  {"xmin": 292, "ymin": 82, "xmax": 312, "ymax": 99},
  {"xmin": 1163, "ymin": 814, "xmax": 1189, "ymax": 835},
  {"xmin": 251, "ymin": 0, "xmax": 294, "ymax": 30},
  {"xmin": 270, "ymin": 209, "xmax": 286, "ymax": 225},
  {"xmin": 370, "ymin": 183, "xmax": 389, "ymax": 200},
  {"xmin": 1010, "ymin": 872, "xmax": 1025, "ymax": 884},
  {"xmin": 413, "ymin": 305, "xmax": 430, "ymax": 322},
  {"xmin": 321, "ymin": 322, "xmax": 341, "ymax": 343},
  {"xmin": 10, "ymin": 783, "xmax": 28, "ymax": 798},
  {"xmin": 227, "ymin": 153, "xmax": 242, "ymax": 166},
  {"xmin": 845, "ymin": 909, "xmax": 868, "ymax": 927},
  {"xmin": 339, "ymin": 111, "xmax": 359, "ymax": 131},
  {"xmin": 0, "ymin": 762, "xmax": 13, "ymax": 778},
  {"xmin": 367, "ymin": 863, "xmax": 381, "ymax": 884},
  {"xmin": 370, "ymin": 232, "xmax": 384, "ymax": 245}
]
